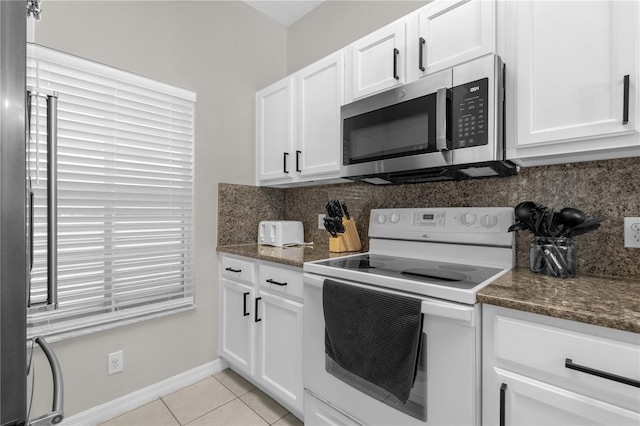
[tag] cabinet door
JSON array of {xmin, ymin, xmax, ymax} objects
[
  {"xmin": 493, "ymin": 371, "xmax": 640, "ymax": 426},
  {"xmin": 220, "ymin": 278, "xmax": 255, "ymax": 376},
  {"xmin": 256, "ymin": 291, "xmax": 304, "ymax": 415},
  {"xmin": 349, "ymin": 21, "xmax": 406, "ymax": 101},
  {"xmin": 297, "ymin": 51, "xmax": 345, "ymax": 180},
  {"xmin": 408, "ymin": 0, "xmax": 495, "ymax": 81},
  {"xmin": 506, "ymin": 1, "xmax": 639, "ymax": 164},
  {"xmin": 256, "ymin": 77, "xmax": 294, "ymax": 184}
]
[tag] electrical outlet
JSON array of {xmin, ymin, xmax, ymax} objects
[
  {"xmin": 624, "ymin": 217, "xmax": 640, "ymax": 248},
  {"xmin": 108, "ymin": 351, "xmax": 123, "ymax": 375},
  {"xmin": 318, "ymin": 214, "xmax": 326, "ymax": 230}
]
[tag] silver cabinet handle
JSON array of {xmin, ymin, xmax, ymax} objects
[{"xmin": 29, "ymin": 337, "xmax": 64, "ymax": 426}]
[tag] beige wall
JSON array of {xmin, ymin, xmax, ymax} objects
[
  {"xmin": 32, "ymin": 1, "xmax": 286, "ymax": 417},
  {"xmin": 287, "ymin": 0, "xmax": 429, "ymax": 73}
]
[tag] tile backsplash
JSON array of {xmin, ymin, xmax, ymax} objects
[{"xmin": 218, "ymin": 157, "xmax": 640, "ymax": 278}]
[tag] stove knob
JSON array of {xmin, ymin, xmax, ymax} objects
[
  {"xmin": 390, "ymin": 213, "xmax": 400, "ymax": 224},
  {"xmin": 461, "ymin": 212, "xmax": 477, "ymax": 226},
  {"xmin": 377, "ymin": 214, "xmax": 387, "ymax": 224},
  {"xmin": 480, "ymin": 214, "xmax": 498, "ymax": 228}
]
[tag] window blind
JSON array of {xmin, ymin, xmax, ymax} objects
[{"xmin": 26, "ymin": 44, "xmax": 196, "ymax": 339}]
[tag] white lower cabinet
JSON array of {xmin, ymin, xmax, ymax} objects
[
  {"xmin": 256, "ymin": 290, "xmax": 303, "ymax": 413},
  {"xmin": 218, "ymin": 254, "xmax": 304, "ymax": 419},
  {"xmin": 483, "ymin": 305, "xmax": 640, "ymax": 425},
  {"xmin": 220, "ymin": 278, "xmax": 254, "ymax": 376},
  {"xmin": 495, "ymin": 370, "xmax": 639, "ymax": 426}
]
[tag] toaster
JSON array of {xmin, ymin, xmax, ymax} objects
[{"xmin": 258, "ymin": 221, "xmax": 304, "ymax": 247}]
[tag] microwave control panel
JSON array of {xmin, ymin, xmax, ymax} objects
[{"xmin": 452, "ymin": 78, "xmax": 488, "ymax": 149}]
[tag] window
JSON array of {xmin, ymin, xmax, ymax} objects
[{"xmin": 26, "ymin": 44, "xmax": 196, "ymax": 340}]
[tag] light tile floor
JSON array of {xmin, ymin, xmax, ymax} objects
[{"xmin": 100, "ymin": 369, "xmax": 303, "ymax": 426}]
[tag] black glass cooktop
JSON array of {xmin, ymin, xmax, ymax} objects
[{"xmin": 318, "ymin": 253, "xmax": 503, "ymax": 290}]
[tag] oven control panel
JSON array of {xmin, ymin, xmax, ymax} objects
[{"xmin": 370, "ymin": 207, "xmax": 515, "ymax": 246}]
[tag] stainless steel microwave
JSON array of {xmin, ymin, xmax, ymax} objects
[{"xmin": 340, "ymin": 54, "xmax": 517, "ymax": 184}]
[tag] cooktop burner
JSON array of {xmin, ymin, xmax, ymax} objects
[
  {"xmin": 318, "ymin": 253, "xmax": 503, "ymax": 290},
  {"xmin": 328, "ymin": 254, "xmax": 394, "ymax": 270}
]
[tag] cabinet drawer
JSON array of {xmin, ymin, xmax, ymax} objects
[
  {"xmin": 221, "ymin": 255, "xmax": 256, "ymax": 284},
  {"xmin": 258, "ymin": 263, "xmax": 303, "ymax": 300},
  {"xmin": 494, "ymin": 314, "xmax": 640, "ymax": 410}
]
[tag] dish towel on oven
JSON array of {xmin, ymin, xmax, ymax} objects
[{"xmin": 323, "ymin": 279, "xmax": 423, "ymax": 404}]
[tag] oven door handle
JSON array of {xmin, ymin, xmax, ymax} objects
[
  {"xmin": 421, "ymin": 299, "xmax": 475, "ymax": 326},
  {"xmin": 303, "ymin": 273, "xmax": 476, "ymax": 326}
]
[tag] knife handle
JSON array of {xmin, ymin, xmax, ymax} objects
[{"xmin": 341, "ymin": 202, "xmax": 350, "ymax": 219}]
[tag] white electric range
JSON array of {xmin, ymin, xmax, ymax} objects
[{"xmin": 303, "ymin": 207, "xmax": 515, "ymax": 425}]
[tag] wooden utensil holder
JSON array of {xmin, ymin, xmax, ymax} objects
[{"xmin": 329, "ymin": 217, "xmax": 362, "ymax": 253}]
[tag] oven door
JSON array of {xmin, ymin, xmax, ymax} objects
[
  {"xmin": 303, "ymin": 272, "xmax": 481, "ymax": 426},
  {"xmin": 340, "ymin": 69, "xmax": 453, "ymax": 179}
]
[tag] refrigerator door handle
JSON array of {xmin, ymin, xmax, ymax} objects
[
  {"xmin": 46, "ymin": 93, "xmax": 59, "ymax": 309},
  {"xmin": 29, "ymin": 337, "xmax": 64, "ymax": 426}
]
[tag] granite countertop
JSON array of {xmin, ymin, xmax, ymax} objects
[
  {"xmin": 216, "ymin": 244, "xmax": 359, "ymax": 268},
  {"xmin": 217, "ymin": 245, "xmax": 640, "ymax": 334},
  {"xmin": 478, "ymin": 267, "xmax": 640, "ymax": 333}
]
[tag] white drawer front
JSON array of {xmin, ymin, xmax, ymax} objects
[
  {"xmin": 494, "ymin": 314, "xmax": 640, "ymax": 410},
  {"xmin": 259, "ymin": 263, "xmax": 303, "ymax": 300},
  {"xmin": 221, "ymin": 255, "xmax": 256, "ymax": 284}
]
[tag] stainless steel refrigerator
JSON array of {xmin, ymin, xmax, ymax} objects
[
  {"xmin": 0, "ymin": 1, "xmax": 28, "ymax": 424},
  {"xmin": 1, "ymin": 2, "xmax": 63, "ymax": 425}
]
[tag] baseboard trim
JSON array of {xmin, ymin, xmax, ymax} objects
[{"xmin": 62, "ymin": 358, "xmax": 229, "ymax": 426}]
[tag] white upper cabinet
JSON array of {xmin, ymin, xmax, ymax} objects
[
  {"xmin": 407, "ymin": 0, "xmax": 496, "ymax": 81},
  {"xmin": 297, "ymin": 51, "xmax": 345, "ymax": 179},
  {"xmin": 256, "ymin": 77, "xmax": 295, "ymax": 184},
  {"xmin": 504, "ymin": 0, "xmax": 640, "ymax": 166},
  {"xmin": 347, "ymin": 21, "xmax": 406, "ymax": 101},
  {"xmin": 257, "ymin": 53, "xmax": 347, "ymax": 187}
]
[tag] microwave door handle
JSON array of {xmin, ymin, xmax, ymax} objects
[{"xmin": 436, "ymin": 87, "xmax": 449, "ymax": 151}]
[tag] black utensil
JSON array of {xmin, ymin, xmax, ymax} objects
[
  {"xmin": 558, "ymin": 207, "xmax": 586, "ymax": 230},
  {"xmin": 545, "ymin": 208, "xmax": 555, "ymax": 237},
  {"xmin": 563, "ymin": 217, "xmax": 606, "ymax": 238},
  {"xmin": 566, "ymin": 223, "xmax": 600, "ymax": 237},
  {"xmin": 515, "ymin": 201, "xmax": 539, "ymax": 234},
  {"xmin": 507, "ymin": 222, "xmax": 529, "ymax": 233},
  {"xmin": 514, "ymin": 201, "xmax": 537, "ymax": 222}
]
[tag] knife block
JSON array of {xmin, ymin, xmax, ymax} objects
[{"xmin": 329, "ymin": 217, "xmax": 362, "ymax": 253}]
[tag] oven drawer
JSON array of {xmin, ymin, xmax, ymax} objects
[
  {"xmin": 493, "ymin": 311, "xmax": 640, "ymax": 408},
  {"xmin": 259, "ymin": 263, "xmax": 303, "ymax": 301},
  {"xmin": 305, "ymin": 391, "xmax": 363, "ymax": 426},
  {"xmin": 220, "ymin": 255, "xmax": 256, "ymax": 284}
]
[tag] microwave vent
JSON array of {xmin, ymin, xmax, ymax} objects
[{"xmin": 350, "ymin": 161, "xmax": 519, "ymax": 185}]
